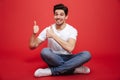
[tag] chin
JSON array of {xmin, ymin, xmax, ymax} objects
[
  {"xmin": 56, "ymin": 24, "xmax": 62, "ymax": 26},
  {"xmin": 56, "ymin": 22, "xmax": 64, "ymax": 26}
]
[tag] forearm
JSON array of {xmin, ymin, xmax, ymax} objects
[
  {"xmin": 52, "ymin": 34, "xmax": 75, "ymax": 52},
  {"xmin": 30, "ymin": 20, "xmax": 42, "ymax": 49},
  {"xmin": 29, "ymin": 34, "xmax": 39, "ymax": 49}
]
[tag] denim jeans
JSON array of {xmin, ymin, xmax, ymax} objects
[{"xmin": 41, "ymin": 48, "xmax": 91, "ymax": 76}]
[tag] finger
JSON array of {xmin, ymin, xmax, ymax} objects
[
  {"xmin": 50, "ymin": 25, "xmax": 52, "ymax": 29},
  {"xmin": 34, "ymin": 20, "xmax": 37, "ymax": 25},
  {"xmin": 49, "ymin": 25, "xmax": 52, "ymax": 30},
  {"xmin": 50, "ymin": 26, "xmax": 53, "ymax": 32},
  {"xmin": 46, "ymin": 29, "xmax": 49, "ymax": 32}
]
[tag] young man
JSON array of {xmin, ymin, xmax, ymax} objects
[{"xmin": 30, "ymin": 4, "xmax": 91, "ymax": 77}]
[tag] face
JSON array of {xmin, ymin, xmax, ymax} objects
[{"xmin": 54, "ymin": 10, "xmax": 68, "ymax": 26}]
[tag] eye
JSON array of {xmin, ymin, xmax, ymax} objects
[
  {"xmin": 60, "ymin": 13, "xmax": 64, "ymax": 16},
  {"xmin": 55, "ymin": 14, "xmax": 57, "ymax": 16},
  {"xmin": 55, "ymin": 12, "xmax": 58, "ymax": 16}
]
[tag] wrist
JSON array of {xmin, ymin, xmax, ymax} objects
[{"xmin": 33, "ymin": 32, "xmax": 37, "ymax": 36}]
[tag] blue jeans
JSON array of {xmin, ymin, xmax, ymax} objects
[{"xmin": 41, "ymin": 48, "xmax": 91, "ymax": 76}]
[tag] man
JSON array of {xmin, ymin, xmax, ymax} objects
[{"xmin": 30, "ymin": 4, "xmax": 91, "ymax": 77}]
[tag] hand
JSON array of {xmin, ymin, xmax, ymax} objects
[
  {"xmin": 33, "ymin": 20, "xmax": 39, "ymax": 34},
  {"xmin": 46, "ymin": 27, "xmax": 55, "ymax": 38}
]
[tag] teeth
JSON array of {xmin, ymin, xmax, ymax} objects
[{"xmin": 57, "ymin": 20, "xmax": 60, "ymax": 21}]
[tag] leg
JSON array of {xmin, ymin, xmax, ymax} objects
[
  {"xmin": 40, "ymin": 48, "xmax": 64, "ymax": 67},
  {"xmin": 50, "ymin": 51, "xmax": 91, "ymax": 76},
  {"xmin": 74, "ymin": 65, "xmax": 90, "ymax": 74},
  {"xmin": 34, "ymin": 48, "xmax": 65, "ymax": 77}
]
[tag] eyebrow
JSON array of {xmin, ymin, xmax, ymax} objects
[{"xmin": 55, "ymin": 12, "xmax": 65, "ymax": 14}]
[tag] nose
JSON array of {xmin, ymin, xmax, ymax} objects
[{"xmin": 56, "ymin": 15, "xmax": 60, "ymax": 19}]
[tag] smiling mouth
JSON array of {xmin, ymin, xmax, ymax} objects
[
  {"xmin": 56, "ymin": 20, "xmax": 60, "ymax": 22},
  {"xmin": 56, "ymin": 19, "xmax": 61, "ymax": 23}
]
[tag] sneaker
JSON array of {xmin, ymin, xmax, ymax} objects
[
  {"xmin": 74, "ymin": 66, "xmax": 90, "ymax": 74},
  {"xmin": 34, "ymin": 68, "xmax": 52, "ymax": 77}
]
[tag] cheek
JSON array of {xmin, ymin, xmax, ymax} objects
[
  {"xmin": 60, "ymin": 16, "xmax": 65, "ymax": 20},
  {"xmin": 62, "ymin": 17, "xmax": 66, "ymax": 21},
  {"xmin": 54, "ymin": 16, "xmax": 59, "ymax": 20},
  {"xmin": 54, "ymin": 16, "xmax": 56, "ymax": 19}
]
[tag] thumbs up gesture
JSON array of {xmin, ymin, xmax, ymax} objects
[{"xmin": 33, "ymin": 20, "xmax": 39, "ymax": 34}]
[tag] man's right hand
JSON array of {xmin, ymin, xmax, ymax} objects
[{"xmin": 33, "ymin": 20, "xmax": 39, "ymax": 34}]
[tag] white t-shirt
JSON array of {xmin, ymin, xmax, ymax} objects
[{"xmin": 38, "ymin": 24, "xmax": 78, "ymax": 55}]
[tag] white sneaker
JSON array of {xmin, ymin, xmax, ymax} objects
[
  {"xmin": 74, "ymin": 66, "xmax": 90, "ymax": 74},
  {"xmin": 34, "ymin": 68, "xmax": 52, "ymax": 77}
]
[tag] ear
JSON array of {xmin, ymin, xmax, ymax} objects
[{"xmin": 65, "ymin": 15, "xmax": 68, "ymax": 19}]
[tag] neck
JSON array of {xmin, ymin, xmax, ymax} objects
[{"xmin": 56, "ymin": 23, "xmax": 66, "ymax": 31}]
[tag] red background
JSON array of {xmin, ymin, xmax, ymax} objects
[{"xmin": 0, "ymin": 0, "xmax": 120, "ymax": 80}]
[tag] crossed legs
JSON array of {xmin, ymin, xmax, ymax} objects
[{"xmin": 34, "ymin": 48, "xmax": 91, "ymax": 77}]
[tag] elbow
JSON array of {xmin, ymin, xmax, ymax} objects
[{"xmin": 29, "ymin": 43, "xmax": 36, "ymax": 49}]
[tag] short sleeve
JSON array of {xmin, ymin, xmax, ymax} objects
[
  {"xmin": 37, "ymin": 27, "xmax": 49, "ymax": 41},
  {"xmin": 69, "ymin": 28, "xmax": 78, "ymax": 40}
]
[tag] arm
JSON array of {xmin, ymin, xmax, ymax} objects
[
  {"xmin": 29, "ymin": 21, "xmax": 43, "ymax": 49},
  {"xmin": 29, "ymin": 34, "xmax": 42, "ymax": 49},
  {"xmin": 46, "ymin": 28, "xmax": 76, "ymax": 52},
  {"xmin": 53, "ymin": 35, "xmax": 76, "ymax": 52}
]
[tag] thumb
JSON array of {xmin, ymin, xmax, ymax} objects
[
  {"xmin": 49, "ymin": 25, "xmax": 53, "ymax": 30},
  {"xmin": 34, "ymin": 20, "xmax": 37, "ymax": 26}
]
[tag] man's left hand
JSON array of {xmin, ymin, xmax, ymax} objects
[{"xmin": 46, "ymin": 28, "xmax": 55, "ymax": 38}]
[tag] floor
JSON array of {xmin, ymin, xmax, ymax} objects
[{"xmin": 0, "ymin": 52, "xmax": 120, "ymax": 80}]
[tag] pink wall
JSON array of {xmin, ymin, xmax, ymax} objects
[{"xmin": 0, "ymin": 0, "xmax": 120, "ymax": 58}]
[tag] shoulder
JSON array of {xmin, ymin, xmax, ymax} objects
[{"xmin": 66, "ymin": 24, "xmax": 78, "ymax": 33}]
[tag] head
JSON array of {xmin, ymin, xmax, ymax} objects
[{"xmin": 53, "ymin": 4, "xmax": 68, "ymax": 26}]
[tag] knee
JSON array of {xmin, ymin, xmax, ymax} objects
[
  {"xmin": 41, "ymin": 48, "xmax": 51, "ymax": 58},
  {"xmin": 81, "ymin": 51, "xmax": 92, "ymax": 60}
]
